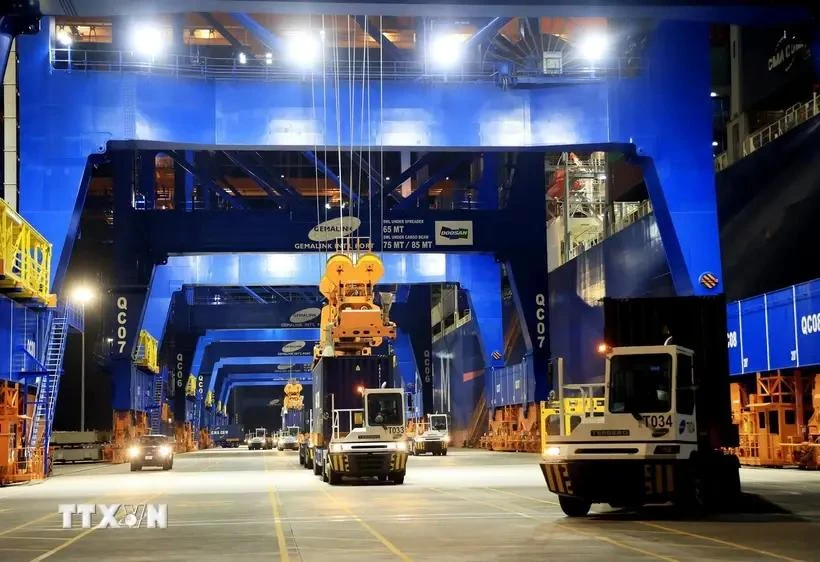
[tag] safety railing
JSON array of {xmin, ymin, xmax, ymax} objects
[
  {"xmin": 64, "ymin": 300, "xmax": 85, "ymax": 332},
  {"xmin": 49, "ymin": 46, "xmax": 636, "ymax": 84},
  {"xmin": 714, "ymin": 92, "xmax": 820, "ymax": 172},
  {"xmin": 132, "ymin": 330, "xmax": 159, "ymax": 373},
  {"xmin": 0, "ymin": 199, "xmax": 54, "ymax": 306}
]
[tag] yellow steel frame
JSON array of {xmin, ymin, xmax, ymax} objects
[
  {"xmin": 0, "ymin": 199, "xmax": 55, "ymax": 306},
  {"xmin": 132, "ymin": 330, "xmax": 159, "ymax": 373},
  {"xmin": 540, "ymin": 397, "xmax": 606, "ymax": 446}
]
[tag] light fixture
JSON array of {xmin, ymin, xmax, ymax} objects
[
  {"xmin": 130, "ymin": 23, "xmax": 165, "ymax": 57},
  {"xmin": 577, "ymin": 32, "xmax": 609, "ymax": 62},
  {"xmin": 325, "ymin": 202, "xmax": 331, "ymax": 209},
  {"xmin": 597, "ymin": 174, "xmax": 607, "ymax": 180},
  {"xmin": 56, "ymin": 28, "xmax": 73, "ymax": 47},
  {"xmin": 280, "ymin": 174, "xmax": 285, "ymax": 178},
  {"xmin": 284, "ymin": 30, "xmax": 322, "ymax": 67},
  {"xmin": 712, "ymin": 141, "xmax": 719, "ymax": 147},
  {"xmin": 70, "ymin": 285, "xmax": 96, "ymax": 305},
  {"xmin": 429, "ymin": 33, "xmax": 466, "ymax": 70},
  {"xmin": 385, "ymin": 176, "xmax": 391, "ymax": 181},
  {"xmin": 265, "ymin": 52, "xmax": 273, "ymax": 65},
  {"xmin": 710, "ymin": 91, "xmax": 718, "ymax": 98},
  {"xmin": 238, "ymin": 52, "xmax": 248, "ymax": 65}
]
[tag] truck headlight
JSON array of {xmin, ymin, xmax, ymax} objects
[
  {"xmin": 543, "ymin": 446, "xmax": 561, "ymax": 457},
  {"xmin": 330, "ymin": 443, "xmax": 343, "ymax": 453},
  {"xmin": 396, "ymin": 441, "xmax": 408, "ymax": 452},
  {"xmin": 443, "ymin": 435, "xmax": 451, "ymax": 444},
  {"xmin": 159, "ymin": 445, "xmax": 172, "ymax": 457},
  {"xmin": 127, "ymin": 446, "xmax": 140, "ymax": 458}
]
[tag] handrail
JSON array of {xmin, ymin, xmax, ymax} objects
[
  {"xmin": 714, "ymin": 92, "xmax": 820, "ymax": 172},
  {"xmin": 0, "ymin": 199, "xmax": 54, "ymax": 306},
  {"xmin": 49, "ymin": 46, "xmax": 636, "ymax": 84}
]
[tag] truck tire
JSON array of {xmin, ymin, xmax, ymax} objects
[
  {"xmin": 313, "ymin": 455, "xmax": 322, "ymax": 476},
  {"xmin": 441, "ymin": 450, "xmax": 447, "ymax": 456},
  {"xmin": 393, "ymin": 472, "xmax": 405, "ymax": 485},
  {"xmin": 327, "ymin": 464, "xmax": 341, "ymax": 485},
  {"xmin": 130, "ymin": 463, "xmax": 141, "ymax": 472},
  {"xmin": 559, "ymin": 495, "xmax": 591, "ymax": 517}
]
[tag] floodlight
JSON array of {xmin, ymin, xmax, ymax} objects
[
  {"xmin": 577, "ymin": 32, "xmax": 609, "ymax": 63},
  {"xmin": 56, "ymin": 29, "xmax": 73, "ymax": 46},
  {"xmin": 285, "ymin": 31, "xmax": 322, "ymax": 67},
  {"xmin": 238, "ymin": 52, "xmax": 248, "ymax": 65},
  {"xmin": 130, "ymin": 24, "xmax": 165, "ymax": 57},
  {"xmin": 429, "ymin": 33, "xmax": 465, "ymax": 69}
]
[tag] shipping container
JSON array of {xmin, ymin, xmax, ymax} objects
[
  {"xmin": 282, "ymin": 408, "xmax": 305, "ymax": 431},
  {"xmin": 210, "ymin": 424, "xmax": 244, "ymax": 447},
  {"xmin": 311, "ymin": 355, "xmax": 393, "ymax": 445},
  {"xmin": 602, "ymin": 296, "xmax": 736, "ymax": 450}
]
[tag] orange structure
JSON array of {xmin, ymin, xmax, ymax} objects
[
  {"xmin": 481, "ymin": 404, "xmax": 540, "ymax": 453},
  {"xmin": 0, "ymin": 382, "xmax": 44, "ymax": 484},
  {"xmin": 111, "ymin": 410, "xmax": 150, "ymax": 463},
  {"xmin": 730, "ymin": 371, "xmax": 820, "ymax": 468}
]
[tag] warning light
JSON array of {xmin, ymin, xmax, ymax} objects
[
  {"xmin": 356, "ymin": 385, "xmax": 365, "ymax": 395},
  {"xmin": 596, "ymin": 343, "xmax": 609, "ymax": 355}
]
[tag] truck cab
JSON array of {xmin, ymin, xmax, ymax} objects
[
  {"xmin": 410, "ymin": 413, "xmax": 450, "ymax": 456},
  {"xmin": 540, "ymin": 344, "xmax": 740, "ymax": 516},
  {"xmin": 319, "ymin": 388, "xmax": 409, "ymax": 485}
]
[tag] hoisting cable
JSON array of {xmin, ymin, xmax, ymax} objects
[
  {"xmin": 357, "ymin": 17, "xmax": 367, "ymax": 245},
  {"xmin": 332, "ymin": 17, "xmax": 345, "ymax": 250},
  {"xmin": 310, "ymin": 14, "xmax": 321, "ymax": 248},
  {"xmin": 379, "ymin": 15, "xmax": 385, "ymax": 258},
  {"xmin": 366, "ymin": 15, "xmax": 373, "ymax": 247}
]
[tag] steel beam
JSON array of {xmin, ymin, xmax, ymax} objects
[
  {"xmin": 395, "ymin": 153, "xmax": 477, "ymax": 209},
  {"xmin": 463, "ymin": 17, "xmax": 511, "ymax": 50},
  {"xmin": 353, "ymin": 16, "xmax": 404, "ymax": 60},
  {"xmin": 222, "ymin": 151, "xmax": 288, "ymax": 203},
  {"xmin": 199, "ymin": 13, "xmax": 245, "ymax": 52},
  {"xmin": 302, "ymin": 151, "xmax": 359, "ymax": 204},
  {"xmin": 241, "ymin": 286, "xmax": 266, "ymax": 303},
  {"xmin": 168, "ymin": 151, "xmax": 249, "ymax": 210},
  {"xmin": 381, "ymin": 152, "xmax": 436, "ymax": 203},
  {"xmin": 228, "ymin": 12, "xmax": 285, "ymax": 54}
]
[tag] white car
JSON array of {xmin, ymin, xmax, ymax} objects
[{"xmin": 277, "ymin": 435, "xmax": 298, "ymax": 451}]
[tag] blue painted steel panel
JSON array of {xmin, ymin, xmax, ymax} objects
[
  {"xmin": 765, "ymin": 288, "xmax": 798, "ymax": 371},
  {"xmin": 0, "ymin": 296, "xmax": 47, "ymax": 383},
  {"xmin": 738, "ymin": 296, "xmax": 768, "ymax": 374},
  {"xmin": 434, "ymin": 320, "xmax": 485, "ymax": 432},
  {"xmin": 726, "ymin": 302, "xmax": 742, "ymax": 376},
  {"xmin": 19, "ymin": 21, "xmax": 721, "ymax": 299},
  {"xmin": 794, "ymin": 280, "xmax": 820, "ymax": 367},
  {"xmin": 145, "ymin": 252, "xmax": 500, "ymax": 353},
  {"xmin": 549, "ymin": 213, "xmax": 673, "ymax": 386}
]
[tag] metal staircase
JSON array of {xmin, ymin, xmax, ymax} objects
[
  {"xmin": 28, "ymin": 307, "xmax": 69, "ymax": 472},
  {"xmin": 148, "ymin": 372, "xmax": 164, "ymax": 434}
]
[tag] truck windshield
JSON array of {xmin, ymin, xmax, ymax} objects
[
  {"xmin": 367, "ymin": 394, "xmax": 403, "ymax": 426},
  {"xmin": 609, "ymin": 353, "xmax": 672, "ymax": 414},
  {"xmin": 287, "ymin": 427, "xmax": 299, "ymax": 437},
  {"xmin": 430, "ymin": 416, "xmax": 447, "ymax": 431},
  {"xmin": 255, "ymin": 428, "xmax": 266, "ymax": 438}
]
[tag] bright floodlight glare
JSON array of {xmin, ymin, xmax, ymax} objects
[
  {"xmin": 325, "ymin": 202, "xmax": 331, "ymax": 209},
  {"xmin": 578, "ymin": 32, "xmax": 609, "ymax": 62},
  {"xmin": 710, "ymin": 91, "xmax": 718, "ymax": 97},
  {"xmin": 712, "ymin": 141, "xmax": 719, "ymax": 147},
  {"xmin": 429, "ymin": 34, "xmax": 465, "ymax": 69},
  {"xmin": 238, "ymin": 52, "xmax": 247, "ymax": 65},
  {"xmin": 265, "ymin": 52, "xmax": 273, "ymax": 65},
  {"xmin": 130, "ymin": 24, "xmax": 164, "ymax": 57},
  {"xmin": 71, "ymin": 285, "xmax": 95, "ymax": 305},
  {"xmin": 56, "ymin": 29, "xmax": 73, "ymax": 46},
  {"xmin": 285, "ymin": 31, "xmax": 321, "ymax": 66}
]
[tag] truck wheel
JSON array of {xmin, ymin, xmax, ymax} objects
[
  {"xmin": 327, "ymin": 464, "xmax": 341, "ymax": 485},
  {"xmin": 298, "ymin": 451, "xmax": 305, "ymax": 466},
  {"xmin": 393, "ymin": 472, "xmax": 405, "ymax": 485},
  {"xmin": 559, "ymin": 495, "xmax": 591, "ymax": 517},
  {"xmin": 313, "ymin": 456, "xmax": 322, "ymax": 476}
]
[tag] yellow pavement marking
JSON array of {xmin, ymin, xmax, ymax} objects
[
  {"xmin": 318, "ymin": 486, "xmax": 411, "ymax": 562},
  {"xmin": 430, "ymin": 486, "xmax": 677, "ymax": 562},
  {"xmin": 484, "ymin": 486, "xmax": 559, "ymax": 506},
  {"xmin": 263, "ymin": 455, "xmax": 291, "ymax": 562},
  {"xmin": 638, "ymin": 522, "xmax": 805, "ymax": 562}
]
